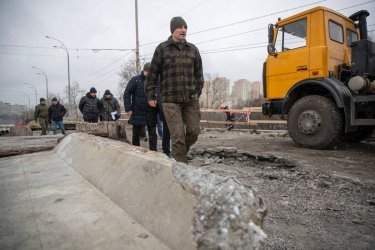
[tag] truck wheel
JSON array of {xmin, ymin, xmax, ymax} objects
[
  {"xmin": 287, "ymin": 95, "xmax": 343, "ymax": 149},
  {"xmin": 340, "ymin": 126, "xmax": 374, "ymax": 142}
]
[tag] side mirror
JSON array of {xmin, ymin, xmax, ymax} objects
[
  {"xmin": 267, "ymin": 44, "xmax": 276, "ymax": 54},
  {"xmin": 267, "ymin": 24, "xmax": 277, "ymax": 56},
  {"xmin": 268, "ymin": 24, "xmax": 274, "ymax": 44}
]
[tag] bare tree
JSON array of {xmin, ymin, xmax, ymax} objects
[
  {"xmin": 63, "ymin": 81, "xmax": 85, "ymax": 117},
  {"xmin": 201, "ymin": 73, "xmax": 218, "ymax": 108},
  {"xmin": 201, "ymin": 73, "xmax": 230, "ymax": 108},
  {"xmin": 117, "ymin": 55, "xmax": 147, "ymax": 100},
  {"xmin": 48, "ymin": 91, "xmax": 64, "ymax": 103}
]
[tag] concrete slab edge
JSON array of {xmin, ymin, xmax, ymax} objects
[{"xmin": 54, "ymin": 133, "xmax": 267, "ymax": 250}]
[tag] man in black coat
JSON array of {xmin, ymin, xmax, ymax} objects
[
  {"xmin": 48, "ymin": 97, "xmax": 67, "ymax": 135},
  {"xmin": 79, "ymin": 87, "xmax": 101, "ymax": 123},
  {"xmin": 156, "ymin": 85, "xmax": 171, "ymax": 157},
  {"xmin": 124, "ymin": 63, "xmax": 157, "ymax": 151}
]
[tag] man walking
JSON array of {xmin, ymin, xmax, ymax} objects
[
  {"xmin": 79, "ymin": 87, "xmax": 101, "ymax": 123},
  {"xmin": 100, "ymin": 89, "xmax": 121, "ymax": 121},
  {"xmin": 48, "ymin": 97, "xmax": 67, "ymax": 135},
  {"xmin": 34, "ymin": 97, "xmax": 49, "ymax": 135},
  {"xmin": 124, "ymin": 63, "xmax": 157, "ymax": 151},
  {"xmin": 145, "ymin": 16, "xmax": 204, "ymax": 163}
]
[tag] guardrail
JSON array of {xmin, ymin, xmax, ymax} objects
[
  {"xmin": 14, "ymin": 107, "xmax": 285, "ymax": 131},
  {"xmin": 118, "ymin": 106, "xmax": 287, "ymax": 126},
  {"xmin": 199, "ymin": 107, "xmax": 286, "ymax": 126}
]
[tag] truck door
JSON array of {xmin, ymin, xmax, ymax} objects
[{"xmin": 267, "ymin": 17, "xmax": 310, "ymax": 100}]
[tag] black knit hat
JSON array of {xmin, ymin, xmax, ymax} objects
[
  {"xmin": 143, "ymin": 62, "xmax": 151, "ymax": 71},
  {"xmin": 51, "ymin": 97, "xmax": 58, "ymax": 102},
  {"xmin": 40, "ymin": 97, "xmax": 46, "ymax": 102},
  {"xmin": 90, "ymin": 87, "xmax": 97, "ymax": 93},
  {"xmin": 170, "ymin": 16, "xmax": 187, "ymax": 33},
  {"xmin": 104, "ymin": 89, "xmax": 111, "ymax": 95}
]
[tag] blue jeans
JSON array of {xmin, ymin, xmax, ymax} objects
[{"xmin": 51, "ymin": 120, "xmax": 66, "ymax": 135}]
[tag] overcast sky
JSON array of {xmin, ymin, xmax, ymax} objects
[{"xmin": 0, "ymin": 0, "xmax": 374, "ymax": 105}]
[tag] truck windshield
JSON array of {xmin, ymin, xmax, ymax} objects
[{"xmin": 275, "ymin": 18, "xmax": 307, "ymax": 52}]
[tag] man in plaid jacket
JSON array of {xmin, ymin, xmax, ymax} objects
[{"xmin": 145, "ymin": 16, "xmax": 204, "ymax": 163}]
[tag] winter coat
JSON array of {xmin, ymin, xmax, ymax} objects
[
  {"xmin": 48, "ymin": 102, "xmax": 67, "ymax": 121},
  {"xmin": 79, "ymin": 93, "xmax": 101, "ymax": 122},
  {"xmin": 34, "ymin": 103, "xmax": 49, "ymax": 120},
  {"xmin": 100, "ymin": 95, "xmax": 121, "ymax": 121},
  {"xmin": 156, "ymin": 83, "xmax": 166, "ymax": 122},
  {"xmin": 145, "ymin": 36, "xmax": 204, "ymax": 103},
  {"xmin": 124, "ymin": 72, "xmax": 157, "ymax": 126}
]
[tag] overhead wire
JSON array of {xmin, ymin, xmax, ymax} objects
[
  {"xmin": 76, "ymin": 50, "xmax": 133, "ymax": 83},
  {"xmin": 0, "ymin": 44, "xmax": 133, "ymax": 52},
  {"xmin": 189, "ymin": 0, "xmax": 327, "ymax": 35},
  {"xmin": 139, "ymin": 0, "xmax": 375, "ymax": 48},
  {"xmin": 139, "ymin": 0, "xmax": 327, "ymax": 47},
  {"xmin": 336, "ymin": 0, "xmax": 375, "ymax": 11},
  {"xmin": 140, "ymin": 0, "xmax": 210, "ymax": 42},
  {"xmin": 78, "ymin": 49, "xmax": 134, "ymax": 82}
]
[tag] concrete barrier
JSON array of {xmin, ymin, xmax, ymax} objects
[
  {"xmin": 76, "ymin": 121, "xmax": 128, "ymax": 142},
  {"xmin": 9, "ymin": 126, "xmax": 32, "ymax": 136},
  {"xmin": 54, "ymin": 133, "xmax": 267, "ymax": 250}
]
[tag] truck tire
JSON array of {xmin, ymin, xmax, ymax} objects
[
  {"xmin": 340, "ymin": 126, "xmax": 374, "ymax": 142},
  {"xmin": 287, "ymin": 95, "xmax": 343, "ymax": 149}
]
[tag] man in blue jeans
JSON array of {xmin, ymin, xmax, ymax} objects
[{"xmin": 48, "ymin": 97, "xmax": 67, "ymax": 135}]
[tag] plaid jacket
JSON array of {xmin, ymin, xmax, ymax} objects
[{"xmin": 145, "ymin": 36, "xmax": 204, "ymax": 103}]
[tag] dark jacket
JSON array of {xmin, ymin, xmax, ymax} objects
[
  {"xmin": 100, "ymin": 95, "xmax": 121, "ymax": 121},
  {"xmin": 145, "ymin": 36, "xmax": 204, "ymax": 103},
  {"xmin": 156, "ymin": 83, "xmax": 166, "ymax": 122},
  {"xmin": 34, "ymin": 103, "xmax": 49, "ymax": 120},
  {"xmin": 79, "ymin": 93, "xmax": 101, "ymax": 122},
  {"xmin": 124, "ymin": 72, "xmax": 157, "ymax": 126},
  {"xmin": 48, "ymin": 102, "xmax": 67, "ymax": 121}
]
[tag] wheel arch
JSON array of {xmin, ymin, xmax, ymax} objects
[{"xmin": 282, "ymin": 78, "xmax": 354, "ymax": 132}]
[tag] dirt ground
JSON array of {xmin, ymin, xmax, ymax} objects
[
  {"xmin": 187, "ymin": 129, "xmax": 375, "ymax": 250},
  {"xmin": 2, "ymin": 128, "xmax": 374, "ymax": 249}
]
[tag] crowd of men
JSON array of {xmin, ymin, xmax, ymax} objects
[{"xmin": 34, "ymin": 16, "xmax": 203, "ymax": 164}]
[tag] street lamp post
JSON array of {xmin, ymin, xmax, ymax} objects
[
  {"xmin": 32, "ymin": 66, "xmax": 49, "ymax": 101},
  {"xmin": 135, "ymin": 0, "xmax": 141, "ymax": 74},
  {"xmin": 24, "ymin": 82, "xmax": 37, "ymax": 105},
  {"xmin": 46, "ymin": 35, "xmax": 71, "ymax": 115}
]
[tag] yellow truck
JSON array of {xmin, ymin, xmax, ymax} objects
[{"xmin": 262, "ymin": 6, "xmax": 375, "ymax": 149}]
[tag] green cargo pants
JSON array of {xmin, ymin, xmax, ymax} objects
[
  {"xmin": 162, "ymin": 98, "xmax": 201, "ymax": 164},
  {"xmin": 39, "ymin": 118, "xmax": 49, "ymax": 135}
]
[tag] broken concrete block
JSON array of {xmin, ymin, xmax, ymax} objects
[
  {"xmin": 76, "ymin": 121, "xmax": 108, "ymax": 134},
  {"xmin": 107, "ymin": 122, "xmax": 128, "ymax": 142},
  {"xmin": 54, "ymin": 133, "xmax": 267, "ymax": 250},
  {"xmin": 76, "ymin": 122, "xmax": 128, "ymax": 142},
  {"xmin": 10, "ymin": 126, "xmax": 32, "ymax": 136}
]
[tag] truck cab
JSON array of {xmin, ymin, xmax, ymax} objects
[{"xmin": 263, "ymin": 6, "xmax": 375, "ymax": 149}]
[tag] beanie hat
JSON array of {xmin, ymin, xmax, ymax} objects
[
  {"xmin": 104, "ymin": 89, "xmax": 111, "ymax": 95},
  {"xmin": 51, "ymin": 97, "xmax": 58, "ymax": 102},
  {"xmin": 143, "ymin": 62, "xmax": 151, "ymax": 71},
  {"xmin": 90, "ymin": 87, "xmax": 97, "ymax": 93},
  {"xmin": 40, "ymin": 97, "xmax": 46, "ymax": 102},
  {"xmin": 170, "ymin": 16, "xmax": 187, "ymax": 33}
]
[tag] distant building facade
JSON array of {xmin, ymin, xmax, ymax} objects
[
  {"xmin": 200, "ymin": 77, "xmax": 230, "ymax": 108},
  {"xmin": 232, "ymin": 79, "xmax": 263, "ymax": 103},
  {"xmin": 0, "ymin": 101, "xmax": 27, "ymax": 113}
]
